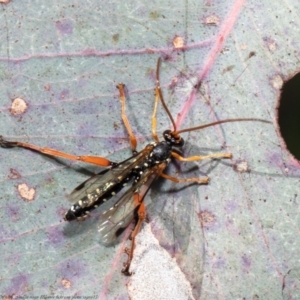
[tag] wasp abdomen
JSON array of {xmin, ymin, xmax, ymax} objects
[{"xmin": 64, "ymin": 177, "xmax": 133, "ymax": 221}]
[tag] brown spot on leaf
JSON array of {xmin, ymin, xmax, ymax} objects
[
  {"xmin": 112, "ymin": 33, "xmax": 120, "ymax": 43},
  {"xmin": 149, "ymin": 11, "xmax": 159, "ymax": 20},
  {"xmin": 113, "ymin": 122, "xmax": 120, "ymax": 130},
  {"xmin": 222, "ymin": 65, "xmax": 234, "ymax": 75},
  {"xmin": 9, "ymin": 168, "xmax": 21, "ymax": 179},
  {"xmin": 44, "ymin": 84, "xmax": 51, "ymax": 91},
  {"xmin": 198, "ymin": 210, "xmax": 216, "ymax": 227},
  {"xmin": 247, "ymin": 51, "xmax": 256, "ymax": 59}
]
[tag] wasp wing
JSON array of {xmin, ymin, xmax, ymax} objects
[
  {"xmin": 67, "ymin": 147, "xmax": 153, "ymax": 205},
  {"xmin": 66, "ymin": 168, "xmax": 110, "ymax": 202},
  {"xmin": 98, "ymin": 162, "xmax": 168, "ymax": 244}
]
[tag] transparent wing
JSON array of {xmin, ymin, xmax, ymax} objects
[
  {"xmin": 98, "ymin": 162, "xmax": 168, "ymax": 244},
  {"xmin": 67, "ymin": 147, "xmax": 152, "ymax": 204},
  {"xmin": 66, "ymin": 168, "xmax": 109, "ymax": 202}
]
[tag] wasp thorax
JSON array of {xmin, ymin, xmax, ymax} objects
[
  {"xmin": 151, "ymin": 141, "xmax": 172, "ymax": 161},
  {"xmin": 163, "ymin": 130, "xmax": 184, "ymax": 147}
]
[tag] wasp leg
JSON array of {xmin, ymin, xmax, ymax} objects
[
  {"xmin": 160, "ymin": 172, "xmax": 209, "ymax": 184},
  {"xmin": 151, "ymin": 86, "xmax": 160, "ymax": 143},
  {"xmin": 0, "ymin": 136, "xmax": 113, "ymax": 167},
  {"xmin": 122, "ymin": 193, "xmax": 146, "ymax": 276},
  {"xmin": 117, "ymin": 84, "xmax": 138, "ymax": 153},
  {"xmin": 171, "ymin": 151, "xmax": 232, "ymax": 161},
  {"xmin": 164, "ymin": 151, "xmax": 232, "ymax": 184}
]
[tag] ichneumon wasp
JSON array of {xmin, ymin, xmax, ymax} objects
[{"xmin": 0, "ymin": 58, "xmax": 270, "ymax": 275}]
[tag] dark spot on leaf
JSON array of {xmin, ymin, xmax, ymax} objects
[
  {"xmin": 149, "ymin": 11, "xmax": 159, "ymax": 20},
  {"xmin": 8, "ymin": 168, "xmax": 21, "ymax": 179},
  {"xmin": 112, "ymin": 33, "xmax": 120, "ymax": 43},
  {"xmin": 222, "ymin": 65, "xmax": 234, "ymax": 75}
]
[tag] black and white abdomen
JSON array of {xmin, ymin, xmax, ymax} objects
[
  {"xmin": 64, "ymin": 180, "xmax": 128, "ymax": 221},
  {"xmin": 64, "ymin": 141, "xmax": 173, "ymax": 222}
]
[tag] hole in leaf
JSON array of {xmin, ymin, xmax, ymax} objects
[{"xmin": 278, "ymin": 73, "xmax": 300, "ymax": 160}]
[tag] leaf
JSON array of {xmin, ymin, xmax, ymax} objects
[{"xmin": 0, "ymin": 0, "xmax": 299, "ymax": 299}]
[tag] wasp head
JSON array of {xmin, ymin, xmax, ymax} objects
[{"xmin": 163, "ymin": 130, "xmax": 184, "ymax": 147}]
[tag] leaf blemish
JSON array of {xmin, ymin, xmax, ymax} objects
[
  {"xmin": 56, "ymin": 19, "xmax": 74, "ymax": 35},
  {"xmin": 270, "ymin": 74, "xmax": 283, "ymax": 90},
  {"xmin": 17, "ymin": 183, "xmax": 35, "ymax": 201},
  {"xmin": 173, "ymin": 36, "xmax": 185, "ymax": 48},
  {"xmin": 9, "ymin": 168, "xmax": 21, "ymax": 179},
  {"xmin": 233, "ymin": 160, "xmax": 250, "ymax": 173},
  {"xmin": 203, "ymin": 14, "xmax": 220, "ymax": 26},
  {"xmin": 61, "ymin": 278, "xmax": 72, "ymax": 289},
  {"xmin": 198, "ymin": 210, "xmax": 216, "ymax": 227},
  {"xmin": 10, "ymin": 98, "xmax": 28, "ymax": 116}
]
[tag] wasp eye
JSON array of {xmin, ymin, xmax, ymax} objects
[
  {"xmin": 163, "ymin": 130, "xmax": 184, "ymax": 147},
  {"xmin": 175, "ymin": 137, "xmax": 184, "ymax": 147},
  {"xmin": 163, "ymin": 130, "xmax": 172, "ymax": 142}
]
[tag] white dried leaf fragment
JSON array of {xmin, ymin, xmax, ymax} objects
[{"xmin": 128, "ymin": 223, "xmax": 195, "ymax": 300}]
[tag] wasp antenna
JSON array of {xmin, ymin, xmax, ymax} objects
[
  {"xmin": 176, "ymin": 118, "xmax": 272, "ymax": 134},
  {"xmin": 156, "ymin": 58, "xmax": 177, "ymax": 132}
]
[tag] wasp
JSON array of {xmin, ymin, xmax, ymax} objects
[{"xmin": 0, "ymin": 58, "xmax": 270, "ymax": 275}]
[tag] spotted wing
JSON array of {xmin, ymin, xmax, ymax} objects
[
  {"xmin": 98, "ymin": 162, "xmax": 168, "ymax": 244},
  {"xmin": 67, "ymin": 147, "xmax": 152, "ymax": 204}
]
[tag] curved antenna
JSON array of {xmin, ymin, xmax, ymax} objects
[
  {"xmin": 156, "ymin": 58, "xmax": 177, "ymax": 132},
  {"xmin": 155, "ymin": 59, "xmax": 271, "ymax": 135},
  {"xmin": 176, "ymin": 118, "xmax": 271, "ymax": 134}
]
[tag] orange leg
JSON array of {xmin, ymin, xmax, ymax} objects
[
  {"xmin": 117, "ymin": 84, "xmax": 138, "ymax": 152},
  {"xmin": 162, "ymin": 151, "xmax": 232, "ymax": 184},
  {"xmin": 171, "ymin": 151, "xmax": 232, "ymax": 162},
  {"xmin": 151, "ymin": 87, "xmax": 160, "ymax": 142},
  {"xmin": 160, "ymin": 172, "xmax": 209, "ymax": 184},
  {"xmin": 122, "ymin": 193, "xmax": 146, "ymax": 276},
  {"xmin": 0, "ymin": 136, "xmax": 113, "ymax": 167}
]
